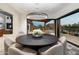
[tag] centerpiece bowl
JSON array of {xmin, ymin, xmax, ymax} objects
[{"xmin": 32, "ymin": 29, "xmax": 44, "ymax": 38}]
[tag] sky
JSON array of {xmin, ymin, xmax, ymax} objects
[
  {"xmin": 32, "ymin": 21, "xmax": 44, "ymax": 26},
  {"xmin": 61, "ymin": 12, "xmax": 79, "ymax": 25},
  {"xmin": 32, "ymin": 20, "xmax": 54, "ymax": 26}
]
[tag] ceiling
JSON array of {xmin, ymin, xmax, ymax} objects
[{"xmin": 8, "ymin": 3, "xmax": 72, "ymax": 19}]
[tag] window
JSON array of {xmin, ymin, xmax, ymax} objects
[
  {"xmin": 60, "ymin": 12, "xmax": 79, "ymax": 36},
  {"xmin": 32, "ymin": 21, "xmax": 44, "ymax": 27},
  {"xmin": 27, "ymin": 19, "xmax": 55, "ymax": 35}
]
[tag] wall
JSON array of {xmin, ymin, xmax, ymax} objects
[
  {"xmin": 19, "ymin": 14, "xmax": 27, "ymax": 34},
  {"xmin": 0, "ymin": 3, "xmax": 20, "ymax": 41}
]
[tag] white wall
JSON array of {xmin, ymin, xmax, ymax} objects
[
  {"xmin": 0, "ymin": 3, "xmax": 21, "ymax": 41},
  {"xmin": 19, "ymin": 14, "xmax": 27, "ymax": 34}
]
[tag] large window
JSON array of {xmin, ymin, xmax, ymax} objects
[{"xmin": 61, "ymin": 12, "xmax": 79, "ymax": 36}]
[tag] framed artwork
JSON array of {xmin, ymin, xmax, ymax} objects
[
  {"xmin": 6, "ymin": 23, "xmax": 13, "ymax": 29},
  {"xmin": 0, "ymin": 10, "xmax": 13, "ymax": 34}
]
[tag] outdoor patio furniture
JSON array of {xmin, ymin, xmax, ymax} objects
[{"xmin": 49, "ymin": 33, "xmax": 55, "ymax": 35}]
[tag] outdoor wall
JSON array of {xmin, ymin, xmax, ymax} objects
[{"xmin": 0, "ymin": 3, "xmax": 20, "ymax": 41}]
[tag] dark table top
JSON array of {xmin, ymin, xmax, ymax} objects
[{"xmin": 16, "ymin": 34, "xmax": 58, "ymax": 48}]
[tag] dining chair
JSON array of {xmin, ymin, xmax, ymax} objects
[
  {"xmin": 59, "ymin": 36, "xmax": 67, "ymax": 55},
  {"xmin": 39, "ymin": 42, "xmax": 64, "ymax": 55},
  {"xmin": 8, "ymin": 44, "xmax": 37, "ymax": 55},
  {"xmin": 4, "ymin": 38, "xmax": 15, "ymax": 55}
]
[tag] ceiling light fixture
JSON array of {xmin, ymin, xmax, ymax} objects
[{"xmin": 27, "ymin": 12, "xmax": 48, "ymax": 20}]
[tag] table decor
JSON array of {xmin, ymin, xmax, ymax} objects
[{"xmin": 32, "ymin": 29, "xmax": 44, "ymax": 37}]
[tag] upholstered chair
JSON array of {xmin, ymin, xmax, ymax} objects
[
  {"xmin": 4, "ymin": 38, "xmax": 15, "ymax": 54},
  {"xmin": 8, "ymin": 44, "xmax": 37, "ymax": 55},
  {"xmin": 39, "ymin": 42, "xmax": 64, "ymax": 55}
]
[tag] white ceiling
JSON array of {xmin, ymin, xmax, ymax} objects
[{"xmin": 8, "ymin": 3, "xmax": 78, "ymax": 19}]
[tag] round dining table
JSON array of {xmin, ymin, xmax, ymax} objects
[{"xmin": 16, "ymin": 34, "xmax": 58, "ymax": 50}]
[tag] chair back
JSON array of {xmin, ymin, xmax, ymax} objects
[
  {"xmin": 4, "ymin": 38, "xmax": 15, "ymax": 54},
  {"xmin": 8, "ymin": 44, "xmax": 37, "ymax": 55},
  {"xmin": 40, "ymin": 42, "xmax": 64, "ymax": 55}
]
